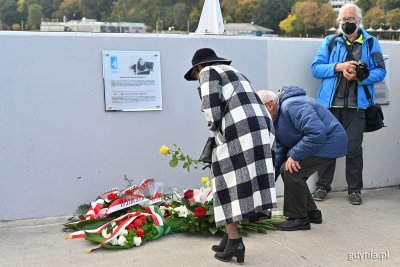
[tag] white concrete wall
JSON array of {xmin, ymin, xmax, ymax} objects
[{"xmin": 0, "ymin": 32, "xmax": 398, "ymax": 220}]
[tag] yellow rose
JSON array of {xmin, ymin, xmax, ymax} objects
[
  {"xmin": 159, "ymin": 145, "xmax": 170, "ymax": 155},
  {"xmin": 201, "ymin": 176, "xmax": 210, "ymax": 184}
]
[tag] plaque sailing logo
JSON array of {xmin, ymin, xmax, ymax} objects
[{"xmin": 111, "ymin": 56, "xmax": 118, "ymax": 72}]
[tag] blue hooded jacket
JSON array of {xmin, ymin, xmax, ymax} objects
[
  {"xmin": 274, "ymin": 86, "xmax": 348, "ymax": 177},
  {"xmin": 311, "ymin": 27, "xmax": 386, "ymax": 108}
]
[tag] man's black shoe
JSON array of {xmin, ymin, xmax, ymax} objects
[
  {"xmin": 274, "ymin": 217, "xmax": 311, "ymax": 231},
  {"xmin": 308, "ymin": 209, "xmax": 322, "ymax": 224}
]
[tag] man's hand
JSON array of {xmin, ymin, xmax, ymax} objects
[
  {"xmin": 285, "ymin": 157, "xmax": 301, "ymax": 173},
  {"xmin": 335, "ymin": 61, "xmax": 358, "ymax": 81}
]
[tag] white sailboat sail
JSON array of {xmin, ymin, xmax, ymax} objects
[{"xmin": 195, "ymin": 0, "xmax": 225, "ymax": 34}]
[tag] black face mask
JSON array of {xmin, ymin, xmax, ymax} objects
[{"xmin": 341, "ymin": 22, "xmax": 357, "ymax": 35}]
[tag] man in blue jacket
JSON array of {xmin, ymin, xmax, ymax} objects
[
  {"xmin": 257, "ymin": 86, "xmax": 347, "ymax": 230},
  {"xmin": 311, "ymin": 3, "xmax": 386, "ymax": 205}
]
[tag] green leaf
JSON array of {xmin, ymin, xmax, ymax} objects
[
  {"xmin": 169, "ymin": 158, "xmax": 178, "ymax": 167},
  {"xmin": 74, "ymin": 204, "xmax": 91, "ymax": 218},
  {"xmin": 209, "ymin": 226, "xmax": 218, "ymax": 235},
  {"xmin": 85, "ymin": 233, "xmax": 127, "ymax": 249}
]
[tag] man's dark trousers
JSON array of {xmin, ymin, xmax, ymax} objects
[
  {"xmin": 281, "ymin": 157, "xmax": 335, "ymax": 218},
  {"xmin": 317, "ymin": 108, "xmax": 364, "ymax": 193}
]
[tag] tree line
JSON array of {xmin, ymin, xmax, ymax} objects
[{"xmin": 0, "ymin": 0, "xmax": 399, "ymax": 36}]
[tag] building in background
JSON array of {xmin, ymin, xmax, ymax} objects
[
  {"xmin": 224, "ymin": 23, "xmax": 274, "ymax": 36},
  {"xmin": 329, "ymin": 0, "xmax": 355, "ymax": 13},
  {"xmin": 40, "ymin": 18, "xmax": 146, "ymax": 33}
]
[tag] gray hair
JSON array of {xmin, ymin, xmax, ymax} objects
[
  {"xmin": 256, "ymin": 90, "xmax": 277, "ymax": 105},
  {"xmin": 336, "ymin": 3, "xmax": 363, "ymax": 34}
]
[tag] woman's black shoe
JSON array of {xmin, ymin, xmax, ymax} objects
[
  {"xmin": 211, "ymin": 233, "xmax": 228, "ymax": 252},
  {"xmin": 214, "ymin": 238, "xmax": 245, "ymax": 263}
]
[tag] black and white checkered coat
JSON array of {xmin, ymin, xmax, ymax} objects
[{"xmin": 198, "ymin": 64, "xmax": 277, "ymax": 228}]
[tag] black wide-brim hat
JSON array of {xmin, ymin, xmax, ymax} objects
[{"xmin": 184, "ymin": 48, "xmax": 232, "ymax": 81}]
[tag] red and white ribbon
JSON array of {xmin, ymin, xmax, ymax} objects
[
  {"xmin": 66, "ymin": 206, "xmax": 163, "ymax": 240},
  {"xmin": 83, "ymin": 199, "xmax": 105, "ymax": 220},
  {"xmin": 143, "ymin": 206, "xmax": 163, "ymax": 226},
  {"xmin": 105, "ymin": 195, "xmax": 148, "ymax": 215}
]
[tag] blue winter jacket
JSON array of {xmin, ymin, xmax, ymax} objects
[
  {"xmin": 274, "ymin": 86, "xmax": 348, "ymax": 177},
  {"xmin": 311, "ymin": 27, "xmax": 386, "ymax": 108}
]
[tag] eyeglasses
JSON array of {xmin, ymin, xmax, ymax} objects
[{"xmin": 338, "ymin": 17, "xmax": 359, "ymax": 23}]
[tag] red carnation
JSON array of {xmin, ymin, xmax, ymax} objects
[
  {"xmin": 133, "ymin": 218, "xmax": 143, "ymax": 228},
  {"xmin": 183, "ymin": 189, "xmax": 194, "ymax": 199},
  {"xmin": 139, "ymin": 215, "xmax": 147, "ymax": 222},
  {"xmin": 126, "ymin": 224, "xmax": 135, "ymax": 230},
  {"xmin": 107, "ymin": 193, "xmax": 117, "ymax": 201},
  {"xmin": 136, "ymin": 228, "xmax": 145, "ymax": 238},
  {"xmin": 194, "ymin": 206, "xmax": 206, "ymax": 218}
]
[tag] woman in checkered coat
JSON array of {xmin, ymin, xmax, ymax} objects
[{"xmin": 185, "ymin": 48, "xmax": 277, "ymax": 263}]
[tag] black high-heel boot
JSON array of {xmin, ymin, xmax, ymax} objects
[
  {"xmin": 212, "ymin": 233, "xmax": 228, "ymax": 252},
  {"xmin": 214, "ymin": 238, "xmax": 245, "ymax": 263}
]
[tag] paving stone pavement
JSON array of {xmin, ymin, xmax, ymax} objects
[{"xmin": 0, "ymin": 187, "xmax": 399, "ymax": 267}]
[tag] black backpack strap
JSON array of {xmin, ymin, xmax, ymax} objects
[
  {"xmin": 367, "ymin": 37, "xmax": 374, "ymax": 51},
  {"xmin": 328, "ymin": 34, "xmax": 339, "ymax": 55},
  {"xmin": 363, "ymin": 85, "xmax": 373, "ymax": 104}
]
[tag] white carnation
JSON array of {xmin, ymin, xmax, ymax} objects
[
  {"xmin": 133, "ymin": 236, "xmax": 142, "ymax": 246},
  {"xmin": 117, "ymin": 236, "xmax": 127, "ymax": 246},
  {"xmin": 109, "ymin": 238, "xmax": 118, "ymax": 246}
]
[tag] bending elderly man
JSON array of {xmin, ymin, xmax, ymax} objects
[{"xmin": 257, "ymin": 86, "xmax": 347, "ymax": 231}]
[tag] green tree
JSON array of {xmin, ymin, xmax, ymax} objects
[
  {"xmin": 221, "ymin": 0, "xmax": 237, "ymax": 22},
  {"xmin": 355, "ymin": 0, "xmax": 375, "ymax": 13},
  {"xmin": 58, "ymin": 0, "xmax": 82, "ymax": 21},
  {"xmin": 319, "ymin": 2, "xmax": 336, "ymax": 29},
  {"xmin": 27, "ymin": 3, "xmax": 43, "ymax": 30},
  {"xmin": 279, "ymin": 14, "xmax": 296, "ymax": 35},
  {"xmin": 296, "ymin": 1, "xmax": 320, "ymax": 34},
  {"xmin": 234, "ymin": 0, "xmax": 258, "ymax": 22},
  {"xmin": 17, "ymin": 0, "xmax": 28, "ymax": 22},
  {"xmin": 363, "ymin": 6, "xmax": 385, "ymax": 28},
  {"xmin": 387, "ymin": 8, "xmax": 400, "ymax": 27},
  {"xmin": 0, "ymin": 0, "xmax": 18, "ymax": 27},
  {"xmin": 280, "ymin": 0, "xmax": 335, "ymax": 36},
  {"xmin": 110, "ymin": 0, "xmax": 134, "ymax": 22},
  {"xmin": 188, "ymin": 6, "xmax": 201, "ymax": 32},
  {"xmin": 36, "ymin": 0, "xmax": 63, "ymax": 19},
  {"xmin": 385, "ymin": 0, "xmax": 400, "ymax": 10},
  {"xmin": 172, "ymin": 3, "xmax": 189, "ymax": 31},
  {"xmin": 253, "ymin": 0, "xmax": 292, "ymax": 33}
]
